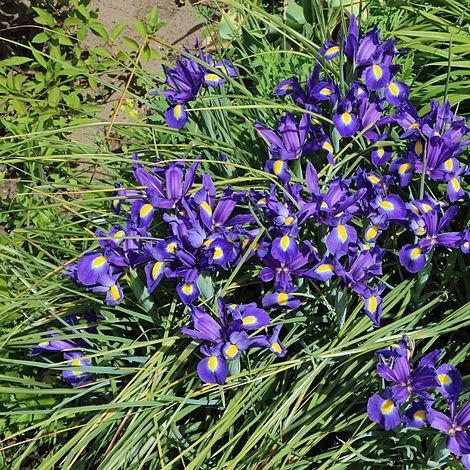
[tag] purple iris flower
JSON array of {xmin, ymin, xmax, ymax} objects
[
  {"xmin": 367, "ymin": 388, "xmax": 401, "ymax": 430},
  {"xmin": 62, "ymin": 351, "xmax": 93, "ymax": 387},
  {"xmin": 403, "ymin": 399, "xmax": 432, "ymax": 429},
  {"xmin": 376, "ymin": 351, "xmax": 438, "ymax": 404},
  {"xmin": 427, "ymin": 399, "xmax": 470, "ymax": 456}
]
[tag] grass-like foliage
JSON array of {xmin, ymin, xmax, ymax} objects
[{"xmin": 1, "ymin": 1, "xmax": 470, "ymax": 468}]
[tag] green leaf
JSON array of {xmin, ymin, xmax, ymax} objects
[
  {"xmin": 32, "ymin": 7, "xmax": 56, "ymax": 28},
  {"xmin": 47, "ymin": 87, "xmax": 61, "ymax": 107},
  {"xmin": 111, "ymin": 23, "xmax": 127, "ymax": 41},
  {"xmin": 32, "ymin": 32, "xmax": 49, "ymax": 44},
  {"xmin": 122, "ymin": 36, "xmax": 140, "ymax": 52},
  {"xmin": 134, "ymin": 20, "xmax": 148, "ymax": 40},
  {"xmin": 0, "ymin": 57, "xmax": 32, "ymax": 67},
  {"xmin": 90, "ymin": 22, "xmax": 109, "ymax": 42}
]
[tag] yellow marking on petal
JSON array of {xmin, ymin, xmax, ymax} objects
[
  {"xmin": 280, "ymin": 235, "xmax": 291, "ymax": 251},
  {"xmin": 408, "ymin": 123, "xmax": 419, "ymax": 129},
  {"xmin": 38, "ymin": 341, "xmax": 49, "ymax": 347},
  {"xmin": 444, "ymin": 159, "xmax": 454, "ymax": 172},
  {"xmin": 207, "ymin": 356, "xmax": 218, "ymax": 372},
  {"xmin": 225, "ymin": 344, "xmax": 238, "ymax": 358},
  {"xmin": 415, "ymin": 140, "xmax": 423, "ymax": 155},
  {"xmin": 379, "ymin": 200, "xmax": 394, "ymax": 211},
  {"xmin": 388, "ymin": 82, "xmax": 399, "ymax": 96},
  {"xmin": 213, "ymin": 246, "xmax": 224, "ymax": 260},
  {"xmin": 381, "ymin": 399, "xmax": 394, "ymax": 415},
  {"xmin": 391, "ymin": 343, "xmax": 399, "ymax": 348},
  {"xmin": 203, "ymin": 238, "xmax": 214, "ymax": 247},
  {"xmin": 241, "ymin": 238, "xmax": 250, "ymax": 250},
  {"xmin": 151, "ymin": 261, "xmax": 164, "ymax": 280},
  {"xmin": 398, "ymin": 163, "xmax": 411, "ymax": 174},
  {"xmin": 322, "ymin": 141, "xmax": 333, "ymax": 153},
  {"xmin": 110, "ymin": 285, "xmax": 121, "ymax": 301},
  {"xmin": 372, "ymin": 64, "xmax": 383, "ymax": 80},
  {"xmin": 271, "ymin": 342, "xmax": 282, "ymax": 354},
  {"xmin": 201, "ymin": 201, "xmax": 213, "ymax": 216},
  {"xmin": 366, "ymin": 225, "xmax": 379, "ymax": 241},
  {"xmin": 414, "ymin": 410, "xmax": 426, "ymax": 421},
  {"xmin": 464, "ymin": 241, "xmax": 470, "ymax": 249},
  {"xmin": 316, "ymin": 264, "xmax": 333, "ymax": 273},
  {"xmin": 367, "ymin": 296, "xmax": 378, "ymax": 313},
  {"xmin": 320, "ymin": 201, "xmax": 328, "ymax": 209},
  {"xmin": 242, "ymin": 315, "xmax": 257, "ymax": 326},
  {"xmin": 422, "ymin": 203, "xmax": 432, "ymax": 213},
  {"xmin": 326, "ymin": 45, "xmax": 340, "ymax": 56},
  {"xmin": 416, "ymin": 226, "xmax": 426, "ymax": 236},
  {"xmin": 342, "ymin": 112, "xmax": 352, "ymax": 125},
  {"xmin": 337, "ymin": 224, "xmax": 348, "ymax": 243},
  {"xmin": 280, "ymin": 83, "xmax": 293, "ymax": 90},
  {"xmin": 277, "ymin": 292, "xmax": 288, "ymax": 306},
  {"xmin": 377, "ymin": 147, "xmax": 385, "ymax": 158},
  {"xmin": 167, "ymin": 242, "xmax": 177, "ymax": 254},
  {"xmin": 368, "ymin": 175, "xmax": 381, "ymax": 184},
  {"xmin": 182, "ymin": 283, "xmax": 194, "ymax": 295},
  {"xmin": 320, "ymin": 87, "xmax": 332, "ymax": 96},
  {"xmin": 205, "ymin": 73, "xmax": 221, "ymax": 82},
  {"xmin": 451, "ymin": 178, "xmax": 461, "ymax": 192},
  {"xmin": 139, "ymin": 203, "xmax": 154, "ymax": 218},
  {"xmin": 71, "ymin": 358, "xmax": 85, "ymax": 377},
  {"xmin": 284, "ymin": 216, "xmax": 294, "ymax": 225},
  {"xmin": 257, "ymin": 197, "xmax": 267, "ymax": 205},
  {"xmin": 92, "ymin": 256, "xmax": 107, "ymax": 269},
  {"xmin": 273, "ymin": 159, "xmax": 284, "ymax": 175},
  {"xmin": 113, "ymin": 230, "xmax": 125, "ymax": 241},
  {"xmin": 438, "ymin": 373, "xmax": 452, "ymax": 385},
  {"xmin": 410, "ymin": 247, "xmax": 421, "ymax": 260},
  {"xmin": 174, "ymin": 104, "xmax": 183, "ymax": 120}
]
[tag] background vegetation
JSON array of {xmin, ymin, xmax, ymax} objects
[{"xmin": 1, "ymin": 0, "xmax": 469, "ymax": 468}]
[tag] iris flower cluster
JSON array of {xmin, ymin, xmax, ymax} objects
[
  {"xmin": 61, "ymin": 16, "xmax": 469, "ymax": 386},
  {"xmin": 368, "ymin": 337, "xmax": 470, "ymax": 469},
  {"xmin": 151, "ymin": 42, "xmax": 238, "ymax": 129}
]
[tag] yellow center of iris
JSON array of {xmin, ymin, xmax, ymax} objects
[
  {"xmin": 444, "ymin": 159, "xmax": 454, "ymax": 171},
  {"xmin": 366, "ymin": 225, "xmax": 378, "ymax": 241},
  {"xmin": 451, "ymin": 178, "xmax": 461, "ymax": 191},
  {"xmin": 377, "ymin": 147, "xmax": 385, "ymax": 158},
  {"xmin": 174, "ymin": 104, "xmax": 183, "ymax": 120},
  {"xmin": 410, "ymin": 247, "xmax": 421, "ymax": 260},
  {"xmin": 110, "ymin": 284, "xmax": 121, "ymax": 301},
  {"xmin": 277, "ymin": 292, "xmax": 288, "ymax": 306},
  {"xmin": 316, "ymin": 264, "xmax": 333, "ymax": 273},
  {"xmin": 280, "ymin": 235, "xmax": 290, "ymax": 251},
  {"xmin": 92, "ymin": 255, "xmax": 107, "ymax": 269},
  {"xmin": 379, "ymin": 200, "xmax": 394, "ymax": 211},
  {"xmin": 140, "ymin": 203, "xmax": 154, "ymax": 218},
  {"xmin": 368, "ymin": 175, "xmax": 380, "ymax": 184},
  {"xmin": 342, "ymin": 112, "xmax": 352, "ymax": 125},
  {"xmin": 225, "ymin": 344, "xmax": 238, "ymax": 358},
  {"xmin": 242, "ymin": 315, "xmax": 257, "ymax": 326},
  {"xmin": 337, "ymin": 224, "xmax": 348, "ymax": 243},
  {"xmin": 381, "ymin": 399, "xmax": 394, "ymax": 415},
  {"xmin": 151, "ymin": 261, "xmax": 164, "ymax": 280},
  {"xmin": 320, "ymin": 87, "xmax": 332, "ymax": 96},
  {"xmin": 437, "ymin": 373, "xmax": 452, "ymax": 385},
  {"xmin": 167, "ymin": 242, "xmax": 177, "ymax": 254},
  {"xmin": 207, "ymin": 355, "xmax": 218, "ymax": 372},
  {"xmin": 367, "ymin": 296, "xmax": 378, "ymax": 313},
  {"xmin": 322, "ymin": 141, "xmax": 334, "ymax": 153},
  {"xmin": 284, "ymin": 216, "xmax": 294, "ymax": 225},
  {"xmin": 422, "ymin": 204, "xmax": 432, "ymax": 213},
  {"xmin": 414, "ymin": 410, "xmax": 426, "ymax": 421},
  {"xmin": 416, "ymin": 226, "xmax": 426, "ymax": 236},
  {"xmin": 182, "ymin": 283, "xmax": 193, "ymax": 295},
  {"xmin": 273, "ymin": 160, "xmax": 284, "ymax": 175},
  {"xmin": 205, "ymin": 73, "xmax": 221, "ymax": 82},
  {"xmin": 213, "ymin": 246, "xmax": 224, "ymax": 260},
  {"xmin": 372, "ymin": 64, "xmax": 383, "ymax": 80},
  {"xmin": 398, "ymin": 163, "xmax": 411, "ymax": 175},
  {"xmin": 326, "ymin": 45, "xmax": 340, "ymax": 56},
  {"xmin": 71, "ymin": 358, "xmax": 84, "ymax": 377},
  {"xmin": 388, "ymin": 82, "xmax": 399, "ymax": 96},
  {"xmin": 201, "ymin": 201, "xmax": 213, "ymax": 216},
  {"xmin": 271, "ymin": 342, "xmax": 282, "ymax": 354}
]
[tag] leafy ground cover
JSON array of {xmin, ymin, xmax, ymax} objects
[{"xmin": 1, "ymin": 1, "xmax": 470, "ymax": 468}]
